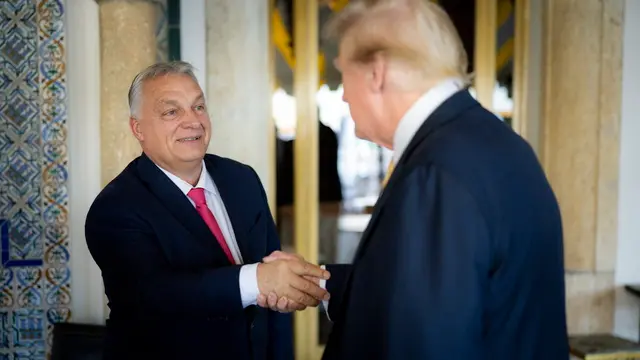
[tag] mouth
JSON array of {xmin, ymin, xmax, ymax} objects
[{"xmin": 177, "ymin": 135, "xmax": 202, "ymax": 143}]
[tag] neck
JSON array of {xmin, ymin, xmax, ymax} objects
[
  {"xmin": 174, "ymin": 163, "xmax": 202, "ymax": 186},
  {"xmin": 382, "ymin": 91, "xmax": 425, "ymax": 150}
]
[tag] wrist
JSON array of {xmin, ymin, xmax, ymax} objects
[{"xmin": 256, "ymin": 262, "xmax": 266, "ymax": 294}]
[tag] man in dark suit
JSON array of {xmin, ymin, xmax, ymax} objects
[
  {"xmin": 259, "ymin": 0, "xmax": 568, "ymax": 359},
  {"xmin": 85, "ymin": 61, "xmax": 330, "ymax": 360}
]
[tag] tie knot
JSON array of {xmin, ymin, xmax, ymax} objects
[{"xmin": 187, "ymin": 187, "xmax": 207, "ymax": 206}]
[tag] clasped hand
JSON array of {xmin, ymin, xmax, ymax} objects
[{"xmin": 256, "ymin": 251, "xmax": 328, "ymax": 313}]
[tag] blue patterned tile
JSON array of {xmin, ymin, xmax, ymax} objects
[
  {"xmin": 11, "ymin": 309, "xmax": 44, "ymax": 349},
  {"xmin": 13, "ymin": 347, "xmax": 45, "ymax": 360},
  {"xmin": 43, "ymin": 267, "xmax": 68, "ymax": 307},
  {"xmin": 0, "ymin": 311, "xmax": 10, "ymax": 348},
  {"xmin": 0, "ymin": 0, "xmax": 71, "ymax": 358},
  {"xmin": 15, "ymin": 268, "xmax": 42, "ymax": 308},
  {"xmin": 0, "ymin": 269, "xmax": 14, "ymax": 308}
]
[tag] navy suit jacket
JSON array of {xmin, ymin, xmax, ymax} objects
[
  {"xmin": 85, "ymin": 153, "xmax": 293, "ymax": 360},
  {"xmin": 324, "ymin": 91, "xmax": 568, "ymax": 360}
]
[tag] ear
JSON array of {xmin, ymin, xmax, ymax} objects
[
  {"xmin": 368, "ymin": 52, "xmax": 387, "ymax": 93},
  {"xmin": 129, "ymin": 117, "xmax": 144, "ymax": 141}
]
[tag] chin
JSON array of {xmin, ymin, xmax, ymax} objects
[
  {"xmin": 354, "ymin": 127, "xmax": 370, "ymax": 142},
  {"xmin": 175, "ymin": 147, "xmax": 206, "ymax": 162}
]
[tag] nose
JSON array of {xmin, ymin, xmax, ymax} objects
[{"xmin": 180, "ymin": 114, "xmax": 202, "ymax": 129}]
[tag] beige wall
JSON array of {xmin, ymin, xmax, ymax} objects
[
  {"xmin": 205, "ymin": 0, "xmax": 274, "ymax": 199},
  {"xmin": 531, "ymin": 0, "xmax": 624, "ymax": 334}
]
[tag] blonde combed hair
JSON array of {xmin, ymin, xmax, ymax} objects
[{"xmin": 324, "ymin": 0, "xmax": 470, "ymax": 88}]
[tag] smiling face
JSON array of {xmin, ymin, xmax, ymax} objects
[{"xmin": 129, "ymin": 73, "xmax": 211, "ymax": 176}]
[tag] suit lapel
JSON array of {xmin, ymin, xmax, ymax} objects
[
  {"xmin": 136, "ymin": 153, "xmax": 230, "ymax": 262},
  {"xmin": 204, "ymin": 157, "xmax": 253, "ymax": 263},
  {"xmin": 352, "ymin": 90, "xmax": 480, "ymax": 263}
]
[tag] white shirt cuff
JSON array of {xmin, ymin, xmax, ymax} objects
[
  {"xmin": 239, "ymin": 263, "xmax": 259, "ymax": 308},
  {"xmin": 320, "ymin": 265, "xmax": 331, "ymax": 321}
]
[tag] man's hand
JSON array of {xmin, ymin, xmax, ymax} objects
[
  {"xmin": 257, "ymin": 251, "xmax": 326, "ymax": 313},
  {"xmin": 256, "ymin": 254, "xmax": 330, "ymax": 311}
]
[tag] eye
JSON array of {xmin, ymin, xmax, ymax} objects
[
  {"xmin": 162, "ymin": 109, "xmax": 178, "ymax": 117},
  {"xmin": 194, "ymin": 104, "xmax": 206, "ymax": 112}
]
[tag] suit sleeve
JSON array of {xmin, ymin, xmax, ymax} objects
[
  {"xmin": 85, "ymin": 206, "xmax": 244, "ymax": 318},
  {"xmin": 383, "ymin": 165, "xmax": 491, "ymax": 359},
  {"xmin": 246, "ymin": 167, "xmax": 294, "ymax": 360}
]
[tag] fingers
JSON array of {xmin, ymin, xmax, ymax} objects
[
  {"xmin": 290, "ymin": 260, "xmax": 330, "ymax": 280},
  {"xmin": 257, "ymin": 293, "xmax": 268, "ymax": 308},
  {"xmin": 268, "ymin": 292, "xmax": 281, "ymax": 312},
  {"xmin": 284, "ymin": 287, "xmax": 319, "ymax": 307},
  {"xmin": 259, "ymin": 292, "xmax": 307, "ymax": 313},
  {"xmin": 268, "ymin": 293, "xmax": 306, "ymax": 312},
  {"xmin": 290, "ymin": 275, "xmax": 330, "ymax": 302},
  {"xmin": 303, "ymin": 275, "xmax": 322, "ymax": 285},
  {"xmin": 263, "ymin": 250, "xmax": 303, "ymax": 263},
  {"xmin": 286, "ymin": 300, "xmax": 306, "ymax": 311}
]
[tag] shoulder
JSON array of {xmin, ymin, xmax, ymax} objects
[
  {"xmin": 86, "ymin": 157, "xmax": 144, "ymax": 227},
  {"xmin": 204, "ymin": 153, "xmax": 260, "ymax": 182},
  {"xmin": 409, "ymin": 106, "xmax": 536, "ymax": 184}
]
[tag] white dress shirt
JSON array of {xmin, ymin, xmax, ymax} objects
[
  {"xmin": 392, "ymin": 78, "xmax": 464, "ymax": 163},
  {"xmin": 157, "ymin": 161, "xmax": 259, "ymax": 308},
  {"xmin": 320, "ymin": 78, "xmax": 464, "ymax": 318}
]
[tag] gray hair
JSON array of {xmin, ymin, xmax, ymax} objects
[{"xmin": 128, "ymin": 61, "xmax": 199, "ymax": 118}]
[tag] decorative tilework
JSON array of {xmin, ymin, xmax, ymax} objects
[
  {"xmin": 0, "ymin": 312, "xmax": 9, "ymax": 348},
  {"xmin": 0, "ymin": 0, "xmax": 70, "ymax": 358}
]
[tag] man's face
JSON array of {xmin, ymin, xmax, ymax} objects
[
  {"xmin": 336, "ymin": 41, "xmax": 384, "ymax": 144},
  {"xmin": 130, "ymin": 74, "xmax": 211, "ymax": 170}
]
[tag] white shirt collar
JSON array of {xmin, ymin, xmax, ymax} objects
[
  {"xmin": 392, "ymin": 78, "xmax": 464, "ymax": 163},
  {"xmin": 156, "ymin": 160, "xmax": 217, "ymax": 197}
]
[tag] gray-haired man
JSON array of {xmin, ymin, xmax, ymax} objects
[{"xmin": 85, "ymin": 61, "xmax": 330, "ymax": 360}]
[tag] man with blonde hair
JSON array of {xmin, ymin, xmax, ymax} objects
[{"xmin": 261, "ymin": 0, "xmax": 568, "ymax": 359}]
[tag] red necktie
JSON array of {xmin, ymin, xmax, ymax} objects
[{"xmin": 187, "ymin": 188, "xmax": 235, "ymax": 264}]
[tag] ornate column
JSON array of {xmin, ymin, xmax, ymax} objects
[{"xmin": 97, "ymin": 0, "xmax": 159, "ymax": 186}]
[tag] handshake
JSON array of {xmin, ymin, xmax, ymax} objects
[{"xmin": 256, "ymin": 251, "xmax": 330, "ymax": 313}]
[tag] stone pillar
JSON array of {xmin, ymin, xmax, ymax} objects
[
  {"xmin": 205, "ymin": 0, "xmax": 273, "ymax": 198},
  {"xmin": 614, "ymin": 0, "xmax": 640, "ymax": 341},
  {"xmin": 97, "ymin": 0, "xmax": 159, "ymax": 186},
  {"xmin": 67, "ymin": 0, "xmax": 105, "ymax": 325},
  {"xmin": 539, "ymin": 0, "xmax": 623, "ymax": 334}
]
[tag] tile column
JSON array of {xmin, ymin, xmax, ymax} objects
[{"xmin": 97, "ymin": 0, "xmax": 159, "ymax": 186}]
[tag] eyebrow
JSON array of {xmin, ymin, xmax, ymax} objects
[
  {"xmin": 192, "ymin": 93, "xmax": 205, "ymax": 104},
  {"xmin": 156, "ymin": 93, "xmax": 206, "ymax": 108}
]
